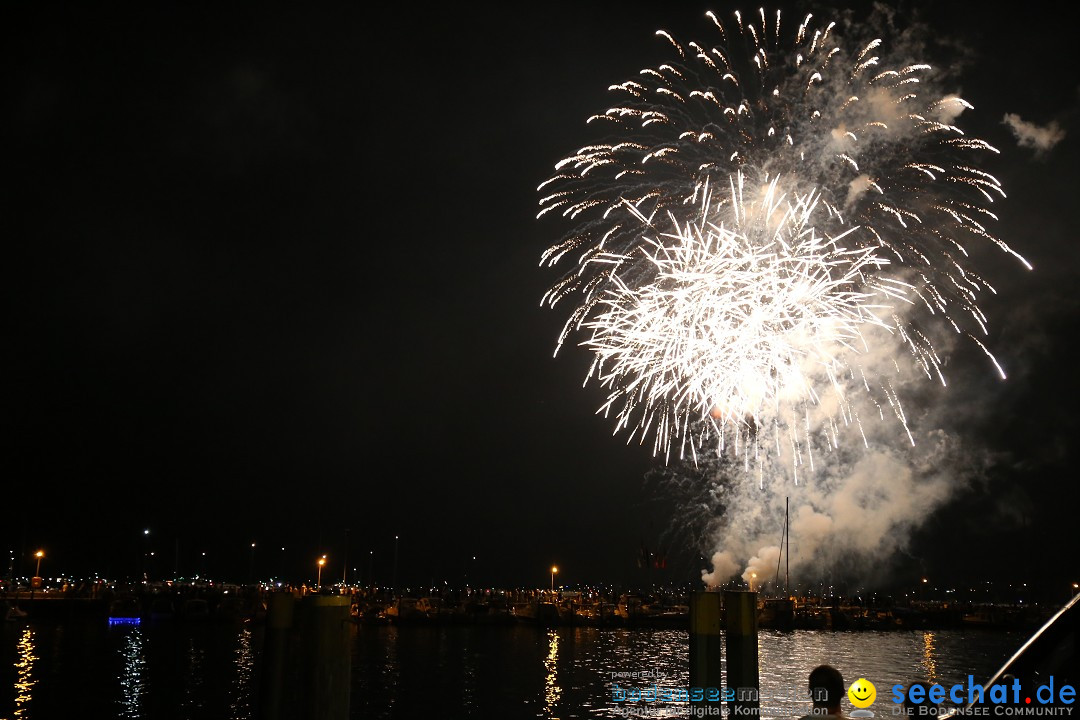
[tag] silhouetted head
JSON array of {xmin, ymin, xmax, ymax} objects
[{"xmin": 809, "ymin": 665, "xmax": 845, "ymax": 711}]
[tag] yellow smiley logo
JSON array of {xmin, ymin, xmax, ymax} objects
[{"xmin": 848, "ymin": 678, "xmax": 876, "ymax": 708}]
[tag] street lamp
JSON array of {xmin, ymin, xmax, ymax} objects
[
  {"xmin": 550, "ymin": 565, "xmax": 558, "ymax": 592},
  {"xmin": 30, "ymin": 550, "xmax": 45, "ymax": 594},
  {"xmin": 142, "ymin": 529, "xmax": 150, "ymax": 579},
  {"xmin": 317, "ymin": 555, "xmax": 327, "ymax": 590}
]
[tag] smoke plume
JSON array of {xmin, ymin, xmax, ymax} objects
[{"xmin": 1003, "ymin": 113, "xmax": 1065, "ymax": 156}]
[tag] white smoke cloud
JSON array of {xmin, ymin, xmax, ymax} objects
[
  {"xmin": 693, "ymin": 313, "xmax": 993, "ymax": 589},
  {"xmin": 698, "ymin": 434, "xmax": 983, "ymax": 588},
  {"xmin": 845, "ymin": 174, "xmax": 873, "ymax": 208},
  {"xmin": 789, "ymin": 505, "xmax": 833, "ymax": 563},
  {"xmin": 742, "ymin": 546, "xmax": 781, "ymax": 588},
  {"xmin": 1003, "ymin": 113, "xmax": 1065, "ymax": 156},
  {"xmin": 701, "ymin": 550, "xmax": 740, "ymax": 587}
]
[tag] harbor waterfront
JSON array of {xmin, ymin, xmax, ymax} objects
[
  {"xmin": 1, "ymin": 582, "xmax": 1052, "ymax": 719},
  {"xmin": 0, "ymin": 579, "xmax": 1060, "ymax": 630},
  {"xmin": 1, "ymin": 615, "xmax": 1024, "ymax": 719}
]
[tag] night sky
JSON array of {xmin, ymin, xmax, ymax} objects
[{"xmin": 7, "ymin": 2, "xmax": 1079, "ymax": 594}]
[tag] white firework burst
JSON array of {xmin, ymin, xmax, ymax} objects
[
  {"xmin": 585, "ymin": 174, "xmax": 910, "ymax": 462},
  {"xmin": 538, "ymin": 8, "xmax": 1029, "ymax": 468}
]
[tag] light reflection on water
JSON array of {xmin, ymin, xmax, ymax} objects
[
  {"xmin": 13, "ymin": 627, "xmax": 36, "ymax": 719},
  {"xmin": 545, "ymin": 629, "xmax": 562, "ymax": 714},
  {"xmin": 352, "ymin": 626, "xmax": 1022, "ymax": 719},
  {"xmin": 2, "ymin": 620, "xmax": 1024, "ymax": 719},
  {"xmin": 575, "ymin": 629, "xmax": 1020, "ymax": 720},
  {"xmin": 1, "ymin": 620, "xmax": 262, "ymax": 720},
  {"xmin": 229, "ymin": 627, "xmax": 255, "ymax": 720},
  {"xmin": 923, "ymin": 631, "xmax": 938, "ymax": 684},
  {"xmin": 117, "ymin": 625, "xmax": 147, "ymax": 718}
]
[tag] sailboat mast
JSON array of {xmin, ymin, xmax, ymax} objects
[{"xmin": 785, "ymin": 497, "xmax": 790, "ymax": 595}]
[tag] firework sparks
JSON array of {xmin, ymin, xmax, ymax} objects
[
  {"xmin": 584, "ymin": 174, "xmax": 906, "ymax": 463},
  {"xmin": 538, "ymin": 8, "xmax": 1028, "ymax": 470}
]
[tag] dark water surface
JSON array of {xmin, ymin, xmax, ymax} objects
[{"xmin": 1, "ymin": 619, "xmax": 1023, "ymax": 719}]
